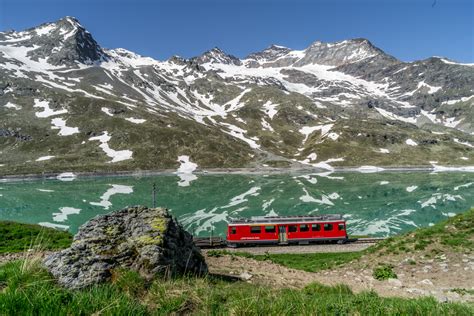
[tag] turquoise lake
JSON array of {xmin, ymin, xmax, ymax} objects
[{"xmin": 0, "ymin": 171, "xmax": 472, "ymax": 237}]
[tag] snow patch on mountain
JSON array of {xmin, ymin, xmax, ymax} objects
[
  {"xmin": 34, "ymin": 99, "xmax": 67, "ymax": 117},
  {"xmin": 89, "ymin": 132, "xmax": 133, "ymax": 163},
  {"xmin": 51, "ymin": 118, "xmax": 79, "ymax": 136}
]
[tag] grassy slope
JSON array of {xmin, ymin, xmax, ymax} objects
[
  {"xmin": 0, "ymin": 210, "xmax": 473, "ymax": 314},
  {"xmin": 0, "ymin": 260, "xmax": 472, "ymax": 315},
  {"xmin": 0, "ymin": 221, "xmax": 72, "ymax": 253},
  {"xmin": 368, "ymin": 207, "xmax": 474, "ymax": 256}
]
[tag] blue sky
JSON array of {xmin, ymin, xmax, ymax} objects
[{"xmin": 1, "ymin": 0, "xmax": 473, "ymax": 62}]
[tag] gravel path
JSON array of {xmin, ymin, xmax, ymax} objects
[{"xmin": 203, "ymin": 242, "xmax": 372, "ymax": 255}]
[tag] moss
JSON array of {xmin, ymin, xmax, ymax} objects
[
  {"xmin": 136, "ymin": 235, "xmax": 163, "ymax": 246},
  {"xmin": 150, "ymin": 217, "xmax": 168, "ymax": 233}
]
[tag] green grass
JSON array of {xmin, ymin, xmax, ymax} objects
[
  {"xmin": 0, "ymin": 259, "xmax": 472, "ymax": 315},
  {"xmin": 0, "ymin": 221, "xmax": 72, "ymax": 254},
  {"xmin": 368, "ymin": 208, "xmax": 474, "ymax": 255},
  {"xmin": 373, "ymin": 264, "xmax": 397, "ymax": 280},
  {"xmin": 208, "ymin": 250, "xmax": 363, "ymax": 273}
]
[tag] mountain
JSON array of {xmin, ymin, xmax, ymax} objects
[{"xmin": 0, "ymin": 17, "xmax": 473, "ymax": 175}]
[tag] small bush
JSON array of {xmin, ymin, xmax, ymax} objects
[{"xmin": 373, "ymin": 264, "xmax": 397, "ymax": 280}]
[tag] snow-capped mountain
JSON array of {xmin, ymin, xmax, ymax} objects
[{"xmin": 0, "ymin": 17, "xmax": 473, "ymax": 175}]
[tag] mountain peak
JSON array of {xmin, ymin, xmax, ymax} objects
[
  {"xmin": 246, "ymin": 44, "xmax": 291, "ymax": 62},
  {"xmin": 192, "ymin": 47, "xmax": 241, "ymax": 66},
  {"xmin": 2, "ymin": 16, "xmax": 108, "ymax": 67},
  {"xmin": 294, "ymin": 38, "xmax": 388, "ymax": 66}
]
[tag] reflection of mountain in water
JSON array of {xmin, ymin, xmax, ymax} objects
[{"xmin": 0, "ymin": 172, "xmax": 472, "ymax": 237}]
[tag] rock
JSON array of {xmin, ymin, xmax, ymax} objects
[
  {"xmin": 417, "ymin": 279, "xmax": 433, "ymax": 286},
  {"xmin": 44, "ymin": 206, "xmax": 207, "ymax": 289},
  {"xmin": 239, "ymin": 271, "xmax": 253, "ymax": 281},
  {"xmin": 388, "ymin": 278, "xmax": 402, "ymax": 287}
]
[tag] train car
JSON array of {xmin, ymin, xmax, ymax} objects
[{"xmin": 226, "ymin": 214, "xmax": 347, "ymax": 247}]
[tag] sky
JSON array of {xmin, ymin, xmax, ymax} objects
[{"xmin": 0, "ymin": 0, "xmax": 473, "ymax": 62}]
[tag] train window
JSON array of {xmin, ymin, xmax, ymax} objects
[
  {"xmin": 265, "ymin": 225, "xmax": 276, "ymax": 233},
  {"xmin": 250, "ymin": 226, "xmax": 261, "ymax": 234},
  {"xmin": 338, "ymin": 223, "xmax": 345, "ymax": 231},
  {"xmin": 312, "ymin": 224, "xmax": 321, "ymax": 231},
  {"xmin": 231, "ymin": 227, "xmax": 236, "ymax": 234},
  {"xmin": 324, "ymin": 223, "xmax": 333, "ymax": 231},
  {"xmin": 300, "ymin": 224, "xmax": 309, "ymax": 232},
  {"xmin": 288, "ymin": 225, "xmax": 297, "ymax": 232}
]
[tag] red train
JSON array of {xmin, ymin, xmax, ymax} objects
[{"xmin": 226, "ymin": 214, "xmax": 347, "ymax": 247}]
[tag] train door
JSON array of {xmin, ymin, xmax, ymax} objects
[{"xmin": 278, "ymin": 225, "xmax": 288, "ymax": 244}]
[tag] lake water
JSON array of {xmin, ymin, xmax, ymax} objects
[{"xmin": 0, "ymin": 171, "xmax": 472, "ymax": 237}]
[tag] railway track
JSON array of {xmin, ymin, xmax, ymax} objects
[{"xmin": 193, "ymin": 236, "xmax": 385, "ymax": 249}]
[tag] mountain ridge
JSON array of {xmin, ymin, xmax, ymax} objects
[{"xmin": 0, "ymin": 17, "xmax": 472, "ymax": 175}]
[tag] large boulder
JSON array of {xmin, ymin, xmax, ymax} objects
[{"xmin": 44, "ymin": 206, "xmax": 207, "ymax": 289}]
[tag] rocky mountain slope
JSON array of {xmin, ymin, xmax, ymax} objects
[{"xmin": 1, "ymin": 17, "xmax": 473, "ymax": 175}]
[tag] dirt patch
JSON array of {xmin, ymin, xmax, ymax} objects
[{"xmin": 205, "ymin": 250, "xmax": 474, "ymax": 303}]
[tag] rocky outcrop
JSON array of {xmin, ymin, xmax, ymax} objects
[{"xmin": 44, "ymin": 206, "xmax": 207, "ymax": 289}]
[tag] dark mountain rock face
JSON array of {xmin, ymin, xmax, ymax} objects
[{"xmin": 0, "ymin": 17, "xmax": 472, "ymax": 174}]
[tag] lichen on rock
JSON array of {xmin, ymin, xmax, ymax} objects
[{"xmin": 44, "ymin": 206, "xmax": 207, "ymax": 289}]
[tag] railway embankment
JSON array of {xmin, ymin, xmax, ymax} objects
[
  {"xmin": 204, "ymin": 208, "xmax": 474, "ymax": 303},
  {"xmin": 0, "ymin": 208, "xmax": 473, "ymax": 314}
]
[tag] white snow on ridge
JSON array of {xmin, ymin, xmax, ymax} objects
[
  {"xmin": 220, "ymin": 123, "xmax": 260, "ymax": 149},
  {"xmin": 453, "ymin": 138, "xmax": 474, "ymax": 148},
  {"xmin": 300, "ymin": 157, "xmax": 345, "ymax": 170},
  {"xmin": 262, "ymin": 101, "xmax": 279, "ymax": 119},
  {"xmin": 101, "ymin": 107, "xmax": 114, "ymax": 116},
  {"xmin": 36, "ymin": 155, "xmax": 55, "ymax": 162},
  {"xmin": 176, "ymin": 155, "xmax": 198, "ymax": 173},
  {"xmin": 374, "ymin": 107, "xmax": 417, "ymax": 124},
  {"xmin": 107, "ymin": 48, "xmax": 160, "ymax": 67},
  {"xmin": 417, "ymin": 81, "xmax": 442, "ymax": 94},
  {"xmin": 224, "ymin": 88, "xmax": 251, "ymax": 112},
  {"xmin": 261, "ymin": 118, "xmax": 274, "ymax": 131},
  {"xmin": 125, "ymin": 117, "xmax": 146, "ymax": 124},
  {"xmin": 35, "ymin": 24, "xmax": 56, "ymax": 36},
  {"xmin": 442, "ymin": 95, "xmax": 474, "ymax": 105},
  {"xmin": 34, "ymin": 99, "xmax": 67, "ymax": 117},
  {"xmin": 299, "ymin": 124, "xmax": 334, "ymax": 143},
  {"xmin": 51, "ymin": 118, "xmax": 79, "ymax": 136},
  {"xmin": 378, "ymin": 148, "xmax": 390, "ymax": 154},
  {"xmin": 405, "ymin": 139, "xmax": 418, "ymax": 146},
  {"xmin": 440, "ymin": 58, "xmax": 474, "ymax": 67},
  {"xmin": 4, "ymin": 102, "xmax": 21, "ymax": 110},
  {"xmin": 176, "ymin": 155, "xmax": 198, "ymax": 187},
  {"xmin": 89, "ymin": 131, "xmax": 133, "ymax": 163}
]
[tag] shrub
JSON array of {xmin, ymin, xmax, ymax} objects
[{"xmin": 373, "ymin": 264, "xmax": 397, "ymax": 280}]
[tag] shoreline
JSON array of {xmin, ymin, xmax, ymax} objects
[{"xmin": 0, "ymin": 165, "xmax": 473, "ymax": 182}]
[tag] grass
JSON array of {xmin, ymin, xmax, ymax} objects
[
  {"xmin": 0, "ymin": 221, "xmax": 72, "ymax": 254},
  {"xmin": 373, "ymin": 264, "xmax": 397, "ymax": 280},
  {"xmin": 208, "ymin": 250, "xmax": 363, "ymax": 273},
  {"xmin": 368, "ymin": 208, "xmax": 474, "ymax": 256},
  {"xmin": 0, "ymin": 259, "xmax": 472, "ymax": 315}
]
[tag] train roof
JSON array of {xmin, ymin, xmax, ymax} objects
[{"xmin": 229, "ymin": 214, "xmax": 344, "ymax": 225}]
